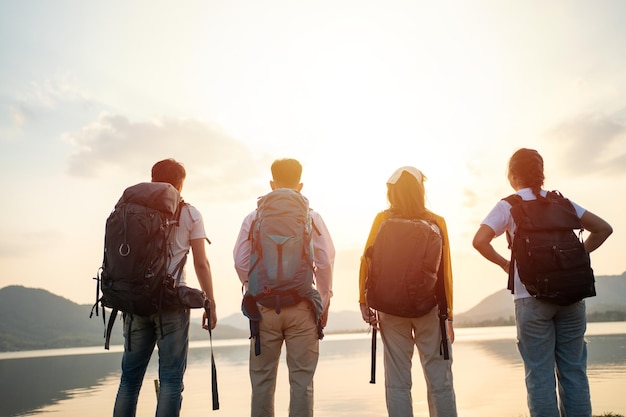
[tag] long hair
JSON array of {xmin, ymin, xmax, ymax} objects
[
  {"xmin": 508, "ymin": 148, "xmax": 544, "ymax": 197},
  {"xmin": 387, "ymin": 170, "xmax": 433, "ymax": 220}
]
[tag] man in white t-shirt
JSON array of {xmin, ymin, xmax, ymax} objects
[{"xmin": 113, "ymin": 158, "xmax": 217, "ymax": 417}]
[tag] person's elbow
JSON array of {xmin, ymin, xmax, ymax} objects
[
  {"xmin": 471, "ymin": 235, "xmax": 481, "ymax": 251},
  {"xmin": 193, "ymin": 258, "xmax": 211, "ymax": 277},
  {"xmin": 472, "ymin": 234, "xmax": 488, "ymax": 252},
  {"xmin": 593, "ymin": 223, "xmax": 613, "ymax": 247},
  {"xmin": 599, "ymin": 222, "xmax": 613, "ymax": 239},
  {"xmin": 472, "ymin": 225, "xmax": 495, "ymax": 253},
  {"xmin": 582, "ymin": 211, "xmax": 613, "ymax": 239}
]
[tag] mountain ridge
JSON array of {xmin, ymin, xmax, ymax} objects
[
  {"xmin": 0, "ymin": 286, "xmax": 247, "ymax": 352},
  {"xmin": 1, "ymin": 272, "xmax": 624, "ymax": 352},
  {"xmin": 454, "ymin": 272, "xmax": 626, "ymax": 326}
]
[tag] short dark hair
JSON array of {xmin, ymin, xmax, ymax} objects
[
  {"xmin": 151, "ymin": 158, "xmax": 186, "ymax": 188},
  {"xmin": 271, "ymin": 158, "xmax": 302, "ymax": 188}
]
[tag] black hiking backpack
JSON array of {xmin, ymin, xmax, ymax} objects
[
  {"xmin": 91, "ymin": 182, "xmax": 189, "ymax": 349},
  {"xmin": 365, "ymin": 212, "xmax": 445, "ymax": 318},
  {"xmin": 505, "ymin": 191, "xmax": 596, "ymax": 306}
]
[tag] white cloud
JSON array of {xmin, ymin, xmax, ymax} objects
[
  {"xmin": 3, "ymin": 75, "xmax": 96, "ymax": 134},
  {"xmin": 63, "ymin": 113, "xmax": 270, "ymax": 201},
  {"xmin": 545, "ymin": 112, "xmax": 626, "ymax": 176},
  {"xmin": 22, "ymin": 75, "xmax": 92, "ymax": 107}
]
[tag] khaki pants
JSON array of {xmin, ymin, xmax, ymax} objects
[
  {"xmin": 250, "ymin": 301, "xmax": 319, "ymax": 417},
  {"xmin": 379, "ymin": 307, "xmax": 457, "ymax": 417}
]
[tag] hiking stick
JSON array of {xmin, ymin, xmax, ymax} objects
[
  {"xmin": 209, "ymin": 329, "xmax": 219, "ymax": 410},
  {"xmin": 204, "ymin": 299, "xmax": 220, "ymax": 410},
  {"xmin": 369, "ymin": 327, "xmax": 377, "ymax": 384}
]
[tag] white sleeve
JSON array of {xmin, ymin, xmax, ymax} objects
[
  {"xmin": 481, "ymin": 200, "xmax": 514, "ymax": 237},
  {"xmin": 233, "ymin": 211, "xmax": 255, "ymax": 285},
  {"xmin": 311, "ymin": 211, "xmax": 335, "ymax": 309}
]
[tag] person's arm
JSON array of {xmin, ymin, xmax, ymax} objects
[
  {"xmin": 233, "ymin": 213, "xmax": 254, "ymax": 290},
  {"xmin": 580, "ymin": 210, "xmax": 613, "ymax": 253},
  {"xmin": 359, "ymin": 212, "xmax": 385, "ymax": 327},
  {"xmin": 472, "ymin": 224, "xmax": 511, "ymax": 274},
  {"xmin": 311, "ymin": 212, "xmax": 335, "ymax": 324},
  {"xmin": 191, "ymin": 238, "xmax": 217, "ymax": 330},
  {"xmin": 436, "ymin": 217, "xmax": 455, "ymax": 343}
]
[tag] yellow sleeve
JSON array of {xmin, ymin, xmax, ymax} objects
[
  {"xmin": 358, "ymin": 211, "xmax": 387, "ymax": 304},
  {"xmin": 435, "ymin": 215, "xmax": 454, "ymax": 319}
]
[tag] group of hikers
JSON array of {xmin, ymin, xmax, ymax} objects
[{"xmin": 96, "ymin": 149, "xmax": 613, "ymax": 417}]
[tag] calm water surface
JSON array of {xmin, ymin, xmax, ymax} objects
[{"xmin": 1, "ymin": 322, "xmax": 625, "ymax": 417}]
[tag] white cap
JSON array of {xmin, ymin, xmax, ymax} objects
[{"xmin": 387, "ymin": 166, "xmax": 424, "ymax": 184}]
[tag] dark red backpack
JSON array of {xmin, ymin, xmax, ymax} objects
[{"xmin": 365, "ymin": 212, "xmax": 444, "ymax": 318}]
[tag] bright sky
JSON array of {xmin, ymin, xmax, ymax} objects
[{"xmin": 1, "ymin": 0, "xmax": 625, "ymax": 319}]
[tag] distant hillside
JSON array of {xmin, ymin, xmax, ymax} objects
[
  {"xmin": 2, "ymin": 273, "xmax": 624, "ymax": 351},
  {"xmin": 220, "ymin": 274, "xmax": 626, "ymax": 331},
  {"xmin": 455, "ymin": 272, "xmax": 626, "ymax": 327},
  {"xmin": 0, "ymin": 286, "xmax": 247, "ymax": 352}
]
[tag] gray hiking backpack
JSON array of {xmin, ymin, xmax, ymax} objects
[
  {"xmin": 242, "ymin": 188, "xmax": 323, "ymax": 355},
  {"xmin": 247, "ymin": 188, "xmax": 316, "ymax": 309}
]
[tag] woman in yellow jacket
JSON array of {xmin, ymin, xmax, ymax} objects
[{"xmin": 358, "ymin": 166, "xmax": 457, "ymax": 417}]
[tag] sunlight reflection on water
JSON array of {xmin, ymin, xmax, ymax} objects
[{"xmin": 2, "ymin": 322, "xmax": 625, "ymax": 417}]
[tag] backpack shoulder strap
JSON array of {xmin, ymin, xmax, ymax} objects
[
  {"xmin": 309, "ymin": 209, "xmax": 322, "ymax": 236},
  {"xmin": 546, "ymin": 189, "xmax": 564, "ymax": 199},
  {"xmin": 502, "ymin": 193, "xmax": 522, "ymax": 206},
  {"xmin": 501, "ymin": 194, "xmax": 521, "ymax": 294},
  {"xmin": 173, "ymin": 200, "xmax": 186, "ymax": 224}
]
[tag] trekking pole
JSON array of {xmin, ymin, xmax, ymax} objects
[
  {"xmin": 204, "ymin": 298, "xmax": 220, "ymax": 410},
  {"xmin": 210, "ymin": 336, "xmax": 219, "ymax": 411},
  {"xmin": 369, "ymin": 325, "xmax": 377, "ymax": 384},
  {"xmin": 204, "ymin": 299, "xmax": 220, "ymax": 410}
]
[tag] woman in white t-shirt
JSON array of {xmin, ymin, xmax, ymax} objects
[{"xmin": 472, "ymin": 148, "xmax": 612, "ymax": 417}]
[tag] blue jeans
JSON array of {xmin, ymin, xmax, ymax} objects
[
  {"xmin": 515, "ymin": 297, "xmax": 590, "ymax": 417},
  {"xmin": 113, "ymin": 306, "xmax": 190, "ymax": 417}
]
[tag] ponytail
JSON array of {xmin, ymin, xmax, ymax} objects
[{"xmin": 508, "ymin": 148, "xmax": 544, "ymax": 195}]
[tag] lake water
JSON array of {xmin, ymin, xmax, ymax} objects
[{"xmin": 1, "ymin": 322, "xmax": 625, "ymax": 417}]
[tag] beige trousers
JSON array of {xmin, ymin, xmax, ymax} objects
[
  {"xmin": 249, "ymin": 301, "xmax": 319, "ymax": 417},
  {"xmin": 379, "ymin": 307, "xmax": 457, "ymax": 417}
]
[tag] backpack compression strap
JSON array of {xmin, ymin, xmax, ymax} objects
[{"xmin": 104, "ymin": 308, "xmax": 119, "ymax": 350}]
